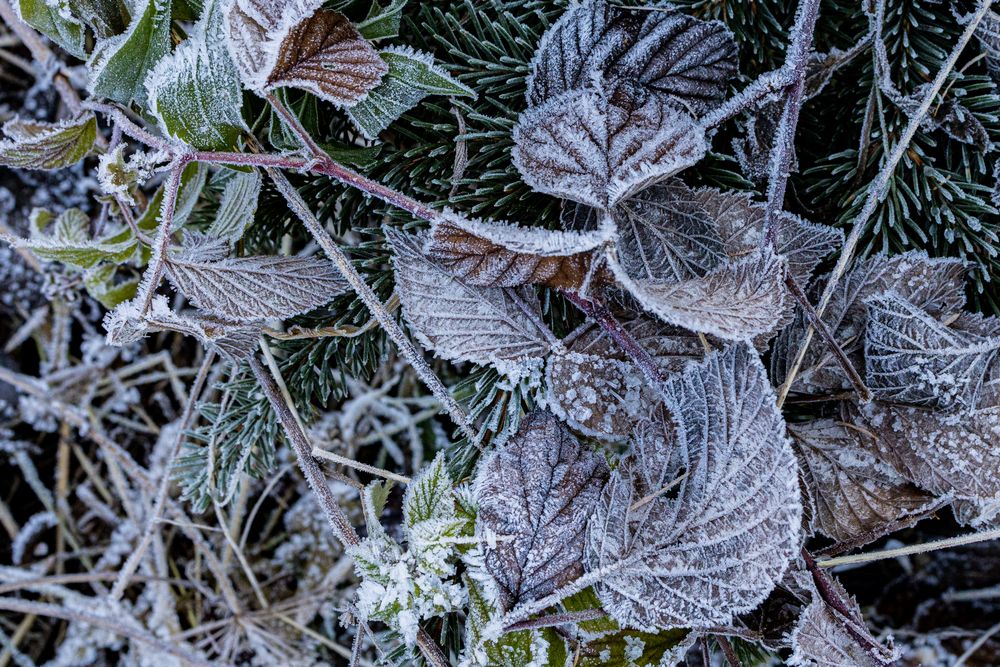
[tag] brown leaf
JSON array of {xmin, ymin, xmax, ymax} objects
[
  {"xmin": 424, "ymin": 213, "xmax": 612, "ymax": 290},
  {"xmin": 225, "ymin": 0, "xmax": 386, "ymax": 106},
  {"xmin": 790, "ymin": 419, "xmax": 937, "ymax": 545}
]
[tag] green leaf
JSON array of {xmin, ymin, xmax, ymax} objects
[
  {"xmin": 85, "ymin": 264, "xmax": 139, "ymax": 308},
  {"xmin": 7, "ymin": 234, "xmax": 137, "ymax": 269},
  {"xmin": 146, "ymin": 0, "xmax": 246, "ymax": 149},
  {"xmin": 88, "ymin": 0, "xmax": 173, "ymax": 105},
  {"xmin": 563, "ymin": 588, "xmax": 619, "ymax": 637},
  {"xmin": 403, "ymin": 453, "xmax": 454, "ymax": 528},
  {"xmin": 14, "ymin": 0, "xmax": 86, "ymax": 58},
  {"xmin": 318, "ymin": 142, "xmax": 383, "ymax": 169},
  {"xmin": 357, "ymin": 0, "xmax": 407, "ymax": 40},
  {"xmin": 206, "ymin": 169, "xmax": 261, "ymax": 241},
  {"xmin": 0, "ymin": 115, "xmax": 97, "ymax": 170},
  {"xmin": 577, "ymin": 629, "xmax": 690, "ymax": 666},
  {"xmin": 72, "ymin": 0, "xmax": 129, "ymax": 39},
  {"xmin": 483, "ymin": 629, "xmax": 570, "ymax": 667},
  {"xmin": 348, "ymin": 46, "xmax": 475, "ymax": 140}
]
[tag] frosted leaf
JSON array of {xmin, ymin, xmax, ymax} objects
[
  {"xmin": 145, "ymin": 0, "xmax": 246, "ymax": 151},
  {"xmin": 403, "ymin": 453, "xmax": 454, "ymax": 528},
  {"xmin": 545, "ymin": 351, "xmax": 645, "ymax": 441},
  {"xmin": 613, "ymin": 180, "xmax": 726, "ymax": 283},
  {"xmin": 4, "ymin": 208, "xmax": 135, "ymax": 269},
  {"xmin": 164, "ymin": 249, "xmax": 348, "ymax": 321},
  {"xmin": 385, "ymin": 228, "xmax": 553, "ymax": 377},
  {"xmin": 864, "ymin": 292, "xmax": 1000, "ymax": 411},
  {"xmin": 0, "ymin": 115, "xmax": 97, "ymax": 171},
  {"xmin": 611, "ymin": 246, "xmax": 787, "ymax": 340},
  {"xmin": 103, "ymin": 296, "xmax": 260, "ymax": 361},
  {"xmin": 545, "ymin": 317, "xmax": 703, "ymax": 440},
  {"xmin": 689, "ymin": 187, "xmax": 843, "ymax": 288},
  {"xmin": 206, "ymin": 170, "xmax": 262, "ymax": 242},
  {"xmin": 854, "ymin": 402, "xmax": 1000, "ymax": 506},
  {"xmin": 976, "ymin": 9, "xmax": 1000, "ymax": 84},
  {"xmin": 789, "ymin": 573, "xmax": 898, "ymax": 667},
  {"xmin": 476, "ymin": 410, "xmax": 609, "ymax": 610},
  {"xmin": 772, "ymin": 252, "xmax": 968, "ymax": 396},
  {"xmin": 527, "ymin": 0, "xmax": 737, "ymax": 115},
  {"xmin": 88, "ymin": 0, "xmax": 172, "ymax": 105},
  {"xmin": 13, "ymin": 0, "xmax": 86, "ymax": 58},
  {"xmin": 790, "ymin": 419, "xmax": 936, "ymax": 545},
  {"xmin": 512, "ymin": 89, "xmax": 706, "ymax": 210},
  {"xmin": 424, "ymin": 212, "xmax": 613, "ymax": 289},
  {"xmin": 585, "ymin": 345, "xmax": 802, "ymax": 630},
  {"xmin": 348, "ymin": 46, "xmax": 475, "ymax": 140},
  {"xmin": 224, "ymin": 0, "xmax": 387, "ymax": 106},
  {"xmin": 931, "ymin": 100, "xmax": 989, "ymax": 151}
]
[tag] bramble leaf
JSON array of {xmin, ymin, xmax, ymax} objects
[
  {"xmin": 476, "ymin": 410, "xmax": 609, "ymax": 610},
  {"xmin": 14, "ymin": 0, "xmax": 86, "ymax": 58},
  {"xmin": 585, "ymin": 345, "xmax": 801, "ymax": 629},
  {"xmin": 0, "ymin": 115, "xmax": 97, "ymax": 170},
  {"xmin": 512, "ymin": 89, "xmax": 706, "ymax": 210},
  {"xmin": 207, "ymin": 170, "xmax": 262, "ymax": 242},
  {"xmin": 88, "ymin": 0, "xmax": 173, "ymax": 105}
]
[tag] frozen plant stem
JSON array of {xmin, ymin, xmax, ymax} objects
[
  {"xmin": 135, "ymin": 158, "xmax": 191, "ymax": 313},
  {"xmin": 109, "ymin": 350, "xmax": 216, "ymax": 602},
  {"xmin": 247, "ymin": 355, "xmax": 450, "ymax": 667},
  {"xmin": 777, "ymin": 0, "xmax": 993, "ymax": 406},
  {"xmin": 265, "ymin": 167, "xmax": 478, "ymax": 444},
  {"xmin": 817, "ymin": 527, "xmax": 1000, "ymax": 567},
  {"xmin": 763, "ymin": 0, "xmax": 823, "ymax": 235}
]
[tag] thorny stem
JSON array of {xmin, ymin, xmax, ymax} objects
[
  {"xmin": 266, "ymin": 167, "xmax": 479, "ymax": 444},
  {"xmin": 777, "ymin": 0, "xmax": 993, "ymax": 406},
  {"xmin": 716, "ymin": 635, "xmax": 742, "ymax": 667},
  {"xmin": 135, "ymin": 157, "xmax": 192, "ymax": 313},
  {"xmin": 247, "ymin": 355, "xmax": 451, "ymax": 667},
  {"xmin": 82, "ymin": 101, "xmax": 174, "ymax": 153},
  {"xmin": 783, "ymin": 274, "xmax": 872, "ymax": 402},
  {"xmin": 109, "ymin": 350, "xmax": 216, "ymax": 602},
  {"xmin": 763, "ymin": 0, "xmax": 823, "ymax": 237},
  {"xmin": 0, "ymin": 598, "xmax": 221, "ymax": 667}
]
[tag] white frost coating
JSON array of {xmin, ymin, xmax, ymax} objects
[
  {"xmin": 223, "ymin": 0, "xmax": 386, "ymax": 106},
  {"xmin": 609, "ymin": 245, "xmax": 787, "ymax": 340},
  {"xmin": 475, "ymin": 410, "xmax": 608, "ymax": 610},
  {"xmin": 431, "ymin": 209, "xmax": 615, "ymax": 257},
  {"xmin": 163, "ymin": 249, "xmax": 348, "ymax": 322},
  {"xmin": 544, "ymin": 350, "xmax": 645, "ymax": 441},
  {"xmin": 864, "ymin": 292, "xmax": 1000, "ymax": 411},
  {"xmin": 790, "ymin": 419, "xmax": 937, "ymax": 545},
  {"xmin": 512, "ymin": 89, "xmax": 706, "ymax": 210},
  {"xmin": 585, "ymin": 344, "xmax": 802, "ymax": 630},
  {"xmin": 207, "ymin": 169, "xmax": 262, "ymax": 241},
  {"xmin": 385, "ymin": 227, "xmax": 553, "ymax": 379}
]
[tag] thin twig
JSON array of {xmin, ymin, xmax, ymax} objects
[
  {"xmin": 110, "ymin": 350, "xmax": 216, "ymax": 601},
  {"xmin": 503, "ymin": 609, "xmax": 606, "ymax": 633},
  {"xmin": 777, "ymin": 0, "xmax": 993, "ymax": 406},
  {"xmin": 311, "ymin": 448, "xmax": 412, "ymax": 484},
  {"xmin": 135, "ymin": 158, "xmax": 192, "ymax": 313},
  {"xmin": 265, "ymin": 167, "xmax": 478, "ymax": 444},
  {"xmin": 953, "ymin": 621, "xmax": 1000, "ymax": 666},
  {"xmin": 716, "ymin": 635, "xmax": 743, "ymax": 667},
  {"xmin": 817, "ymin": 527, "xmax": 1000, "ymax": 568}
]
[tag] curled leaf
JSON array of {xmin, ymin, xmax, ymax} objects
[
  {"xmin": 224, "ymin": 0, "xmax": 387, "ymax": 106},
  {"xmin": 611, "ymin": 245, "xmax": 787, "ymax": 340},
  {"xmin": 88, "ymin": 0, "xmax": 173, "ymax": 105},
  {"xmin": 425, "ymin": 212, "xmax": 612, "ymax": 289},
  {"xmin": 476, "ymin": 410, "xmax": 609, "ymax": 610},
  {"xmin": 0, "ymin": 115, "xmax": 97, "ymax": 171},
  {"xmin": 585, "ymin": 345, "xmax": 802, "ymax": 630},
  {"xmin": 512, "ymin": 89, "xmax": 706, "ymax": 210}
]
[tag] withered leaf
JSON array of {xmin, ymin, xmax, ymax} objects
[
  {"xmin": 789, "ymin": 571, "xmax": 898, "ymax": 667},
  {"xmin": 864, "ymin": 292, "xmax": 1000, "ymax": 411},
  {"xmin": 790, "ymin": 419, "xmax": 937, "ymax": 545},
  {"xmin": 512, "ymin": 88, "xmax": 706, "ymax": 210},
  {"xmin": 385, "ymin": 228, "xmax": 553, "ymax": 378},
  {"xmin": 164, "ymin": 247, "xmax": 348, "ymax": 321},
  {"xmin": 424, "ymin": 213, "xmax": 612, "ymax": 290},
  {"xmin": 772, "ymin": 252, "xmax": 967, "ymax": 396},
  {"xmin": 545, "ymin": 318, "xmax": 703, "ymax": 441},
  {"xmin": 476, "ymin": 410, "xmax": 609, "ymax": 610},
  {"xmin": 225, "ymin": 0, "xmax": 387, "ymax": 106},
  {"xmin": 854, "ymin": 401, "xmax": 1000, "ymax": 509},
  {"xmin": 613, "ymin": 180, "xmax": 727, "ymax": 283},
  {"xmin": 585, "ymin": 345, "xmax": 802, "ymax": 629},
  {"xmin": 527, "ymin": 0, "xmax": 737, "ymax": 115},
  {"xmin": 611, "ymin": 246, "xmax": 787, "ymax": 340}
]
